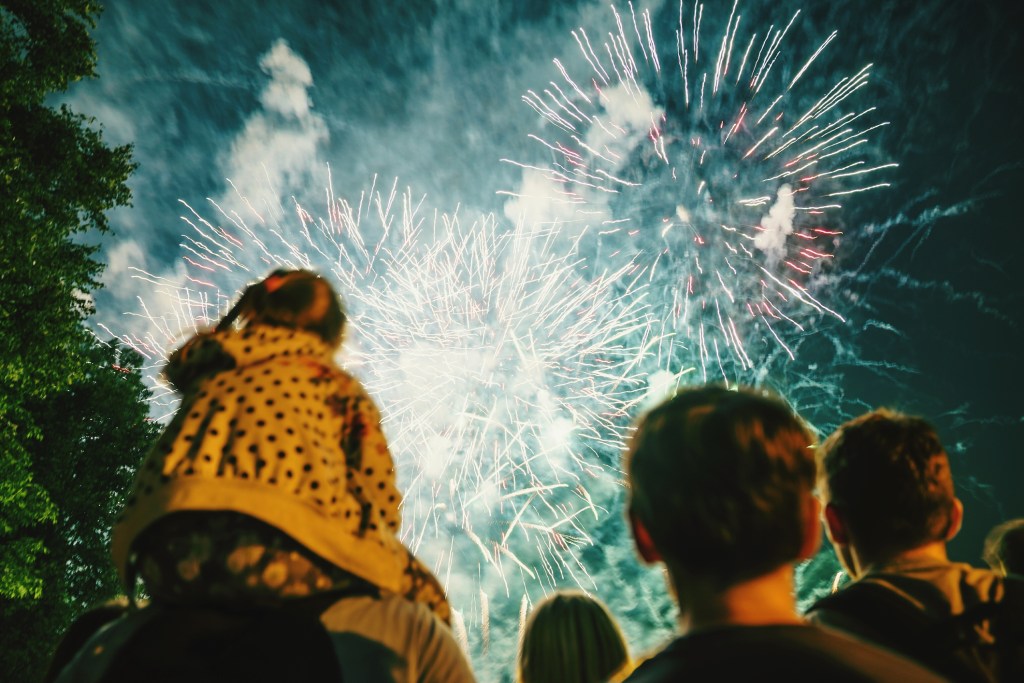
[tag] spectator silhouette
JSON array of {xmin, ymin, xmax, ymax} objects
[
  {"xmin": 983, "ymin": 518, "xmax": 1024, "ymax": 577},
  {"xmin": 51, "ymin": 270, "xmax": 474, "ymax": 683},
  {"xmin": 809, "ymin": 408, "xmax": 1024, "ymax": 682},
  {"xmin": 517, "ymin": 590, "xmax": 631, "ymax": 683},
  {"xmin": 621, "ymin": 385, "xmax": 940, "ymax": 682}
]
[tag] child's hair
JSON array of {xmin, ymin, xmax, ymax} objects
[
  {"xmin": 217, "ymin": 269, "xmax": 347, "ymax": 347},
  {"xmin": 518, "ymin": 590, "xmax": 630, "ymax": 683}
]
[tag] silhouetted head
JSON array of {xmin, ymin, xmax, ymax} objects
[
  {"xmin": 217, "ymin": 269, "xmax": 347, "ymax": 348},
  {"xmin": 626, "ymin": 384, "xmax": 817, "ymax": 590},
  {"xmin": 517, "ymin": 590, "xmax": 630, "ymax": 683},
  {"xmin": 817, "ymin": 408, "xmax": 960, "ymax": 562},
  {"xmin": 983, "ymin": 518, "xmax": 1024, "ymax": 577}
]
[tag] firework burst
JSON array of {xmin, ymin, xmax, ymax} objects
[
  {"xmin": 503, "ymin": 0, "xmax": 896, "ymax": 383},
  {"xmin": 105, "ymin": 174, "xmax": 656, "ymax": 605}
]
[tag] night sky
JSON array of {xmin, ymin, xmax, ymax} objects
[{"xmin": 64, "ymin": 0, "xmax": 1023, "ymax": 676}]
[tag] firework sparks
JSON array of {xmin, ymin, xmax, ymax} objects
[
  {"xmin": 98, "ymin": 4, "xmax": 903, "ymax": 673},
  {"xmin": 108, "ymin": 173, "xmax": 655, "ymax": 608},
  {"xmin": 503, "ymin": 0, "xmax": 896, "ymax": 383}
]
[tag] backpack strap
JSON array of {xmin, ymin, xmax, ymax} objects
[
  {"xmin": 809, "ymin": 580, "xmax": 937, "ymax": 649},
  {"xmin": 808, "ymin": 579, "xmax": 992, "ymax": 682}
]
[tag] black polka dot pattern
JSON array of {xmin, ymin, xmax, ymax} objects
[{"xmin": 113, "ymin": 324, "xmax": 449, "ymax": 620}]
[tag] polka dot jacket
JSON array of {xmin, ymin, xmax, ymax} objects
[{"xmin": 112, "ymin": 324, "xmax": 449, "ymax": 620}]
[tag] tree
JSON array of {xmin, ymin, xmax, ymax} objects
[
  {"xmin": 0, "ymin": 341, "xmax": 159, "ymax": 681},
  {"xmin": 1, "ymin": 0, "xmax": 136, "ymax": 600}
]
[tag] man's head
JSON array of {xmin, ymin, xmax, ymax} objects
[
  {"xmin": 625, "ymin": 384, "xmax": 818, "ymax": 591},
  {"xmin": 817, "ymin": 408, "xmax": 961, "ymax": 573}
]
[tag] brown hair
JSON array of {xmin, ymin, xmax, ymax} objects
[
  {"xmin": 817, "ymin": 408, "xmax": 957, "ymax": 557},
  {"xmin": 517, "ymin": 590, "xmax": 630, "ymax": 683},
  {"xmin": 626, "ymin": 385, "xmax": 815, "ymax": 588},
  {"xmin": 217, "ymin": 269, "xmax": 347, "ymax": 347}
]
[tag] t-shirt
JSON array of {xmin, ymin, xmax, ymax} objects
[
  {"xmin": 623, "ymin": 624, "xmax": 943, "ymax": 682},
  {"xmin": 320, "ymin": 592, "xmax": 476, "ymax": 682}
]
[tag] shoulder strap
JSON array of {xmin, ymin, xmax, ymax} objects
[
  {"xmin": 809, "ymin": 580, "xmax": 992, "ymax": 682},
  {"xmin": 809, "ymin": 579, "xmax": 934, "ymax": 640}
]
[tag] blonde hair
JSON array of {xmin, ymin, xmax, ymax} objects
[{"xmin": 518, "ymin": 590, "xmax": 631, "ymax": 683}]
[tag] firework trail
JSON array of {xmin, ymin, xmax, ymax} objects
[
  {"xmin": 100, "ymin": 2, "xmax": 901, "ymax": 673},
  {"xmin": 503, "ymin": 0, "xmax": 896, "ymax": 385},
  {"xmin": 104, "ymin": 173, "xmax": 655, "ymax": 619}
]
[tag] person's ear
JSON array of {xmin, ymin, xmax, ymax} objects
[
  {"xmin": 629, "ymin": 511, "xmax": 663, "ymax": 564},
  {"xmin": 945, "ymin": 498, "xmax": 964, "ymax": 541},
  {"xmin": 823, "ymin": 503, "xmax": 850, "ymax": 546}
]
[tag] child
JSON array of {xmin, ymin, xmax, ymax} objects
[
  {"xmin": 518, "ymin": 590, "xmax": 632, "ymax": 683},
  {"xmin": 112, "ymin": 269, "xmax": 448, "ymax": 620}
]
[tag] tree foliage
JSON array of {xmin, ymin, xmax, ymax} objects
[
  {"xmin": 0, "ymin": 341, "xmax": 159, "ymax": 681},
  {"xmin": 1, "ymin": 0, "xmax": 137, "ymax": 602}
]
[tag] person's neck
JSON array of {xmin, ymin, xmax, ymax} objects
[
  {"xmin": 673, "ymin": 565, "xmax": 803, "ymax": 635},
  {"xmin": 854, "ymin": 540, "xmax": 950, "ymax": 577}
]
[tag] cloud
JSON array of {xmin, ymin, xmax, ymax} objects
[
  {"xmin": 105, "ymin": 238, "xmax": 148, "ymax": 281},
  {"xmin": 219, "ymin": 39, "xmax": 328, "ymax": 212},
  {"xmin": 586, "ymin": 82, "xmax": 660, "ymax": 154},
  {"xmin": 503, "ymin": 82, "xmax": 662, "ymax": 231},
  {"xmin": 94, "ymin": 38, "xmax": 329, "ymax": 347},
  {"xmin": 754, "ymin": 183, "xmax": 796, "ymax": 263},
  {"xmin": 258, "ymin": 39, "xmax": 315, "ymax": 118},
  {"xmin": 502, "ymin": 166, "xmax": 590, "ymax": 227}
]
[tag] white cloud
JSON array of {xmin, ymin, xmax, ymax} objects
[
  {"xmin": 258, "ymin": 39, "xmax": 315, "ymax": 118},
  {"xmin": 502, "ymin": 166, "xmax": 592, "ymax": 227},
  {"xmin": 219, "ymin": 39, "xmax": 328, "ymax": 212},
  {"xmin": 586, "ymin": 82, "xmax": 660, "ymax": 154},
  {"xmin": 104, "ymin": 238, "xmax": 148, "ymax": 282},
  {"xmin": 754, "ymin": 183, "xmax": 795, "ymax": 263},
  {"xmin": 96, "ymin": 39, "xmax": 329, "ymax": 351}
]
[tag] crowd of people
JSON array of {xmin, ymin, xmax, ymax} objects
[{"xmin": 48, "ymin": 270, "xmax": 1022, "ymax": 682}]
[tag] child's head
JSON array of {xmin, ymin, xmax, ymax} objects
[
  {"xmin": 218, "ymin": 269, "xmax": 347, "ymax": 347},
  {"xmin": 518, "ymin": 590, "xmax": 630, "ymax": 683}
]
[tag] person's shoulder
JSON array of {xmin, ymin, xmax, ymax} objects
[
  {"xmin": 624, "ymin": 626, "xmax": 942, "ymax": 683},
  {"xmin": 794, "ymin": 625, "xmax": 944, "ymax": 681},
  {"xmin": 321, "ymin": 593, "xmax": 475, "ymax": 683},
  {"xmin": 321, "ymin": 590, "xmax": 431, "ymax": 628},
  {"xmin": 621, "ymin": 636, "xmax": 689, "ymax": 683}
]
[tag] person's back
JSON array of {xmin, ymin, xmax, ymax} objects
[
  {"xmin": 621, "ymin": 385, "xmax": 941, "ymax": 683},
  {"xmin": 810, "ymin": 408, "xmax": 1024, "ymax": 682},
  {"xmin": 51, "ymin": 270, "xmax": 474, "ymax": 682},
  {"xmin": 627, "ymin": 623, "xmax": 940, "ymax": 682},
  {"xmin": 808, "ymin": 559, "xmax": 1024, "ymax": 682},
  {"xmin": 51, "ymin": 588, "xmax": 474, "ymax": 683}
]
